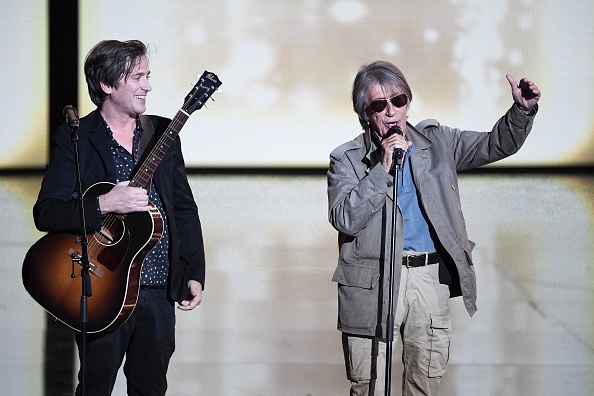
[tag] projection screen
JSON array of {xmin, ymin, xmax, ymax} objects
[{"xmin": 2, "ymin": 1, "xmax": 592, "ymax": 169}]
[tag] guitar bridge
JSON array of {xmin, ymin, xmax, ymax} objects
[{"xmin": 67, "ymin": 248, "xmax": 105, "ymax": 277}]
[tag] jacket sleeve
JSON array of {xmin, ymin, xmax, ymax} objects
[
  {"xmin": 327, "ymin": 142, "xmax": 393, "ymax": 236},
  {"xmin": 440, "ymin": 104, "xmax": 537, "ymax": 171},
  {"xmin": 171, "ymin": 136, "xmax": 206, "ymax": 289},
  {"xmin": 33, "ymin": 125, "xmax": 103, "ymax": 234}
]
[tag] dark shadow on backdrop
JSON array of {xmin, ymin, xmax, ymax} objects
[{"xmin": 44, "ymin": 1, "xmax": 79, "ymax": 395}]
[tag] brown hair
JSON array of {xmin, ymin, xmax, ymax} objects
[{"xmin": 84, "ymin": 40, "xmax": 148, "ymax": 106}]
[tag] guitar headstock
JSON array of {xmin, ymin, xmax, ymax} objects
[{"xmin": 182, "ymin": 70, "xmax": 222, "ymax": 114}]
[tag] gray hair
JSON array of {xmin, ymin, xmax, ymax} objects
[{"xmin": 352, "ymin": 60, "xmax": 412, "ymax": 129}]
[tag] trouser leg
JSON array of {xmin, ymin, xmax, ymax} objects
[
  {"xmin": 74, "ymin": 315, "xmax": 133, "ymax": 396},
  {"xmin": 401, "ymin": 263, "xmax": 451, "ymax": 396},
  {"xmin": 343, "ymin": 333, "xmax": 386, "ymax": 396},
  {"xmin": 74, "ymin": 288, "xmax": 175, "ymax": 396},
  {"xmin": 124, "ymin": 288, "xmax": 175, "ymax": 396},
  {"xmin": 342, "ymin": 265, "xmax": 408, "ymax": 396}
]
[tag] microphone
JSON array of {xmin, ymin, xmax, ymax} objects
[
  {"xmin": 385, "ymin": 124, "xmax": 402, "ymax": 138},
  {"xmin": 63, "ymin": 105, "xmax": 79, "ymax": 128},
  {"xmin": 386, "ymin": 125, "xmax": 403, "ymax": 164}
]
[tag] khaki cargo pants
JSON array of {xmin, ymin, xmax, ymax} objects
[{"xmin": 343, "ymin": 263, "xmax": 451, "ymax": 396}]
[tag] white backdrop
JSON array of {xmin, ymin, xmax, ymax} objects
[{"xmin": 2, "ymin": 0, "xmax": 593, "ymax": 168}]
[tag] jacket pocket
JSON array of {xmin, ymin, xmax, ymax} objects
[
  {"xmin": 332, "ymin": 264, "xmax": 380, "ymax": 288},
  {"xmin": 332, "ymin": 264, "xmax": 381, "ymax": 333}
]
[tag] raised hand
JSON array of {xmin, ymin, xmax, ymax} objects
[{"xmin": 506, "ymin": 74, "xmax": 541, "ymax": 111}]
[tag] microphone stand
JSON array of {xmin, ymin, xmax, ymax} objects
[
  {"xmin": 384, "ymin": 148, "xmax": 403, "ymax": 396},
  {"xmin": 69, "ymin": 115, "xmax": 92, "ymax": 396}
]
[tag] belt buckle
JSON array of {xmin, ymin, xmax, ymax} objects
[
  {"xmin": 403, "ymin": 254, "xmax": 416, "ymax": 268},
  {"xmin": 405, "ymin": 253, "xmax": 428, "ymax": 268},
  {"xmin": 404, "ymin": 255, "xmax": 412, "ymax": 268}
]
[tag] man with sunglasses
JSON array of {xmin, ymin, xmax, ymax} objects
[{"xmin": 327, "ymin": 60, "xmax": 540, "ymax": 395}]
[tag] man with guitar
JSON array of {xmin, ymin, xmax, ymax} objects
[{"xmin": 32, "ymin": 40, "xmax": 207, "ymax": 395}]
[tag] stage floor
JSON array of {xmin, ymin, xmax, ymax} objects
[{"xmin": 2, "ymin": 173, "xmax": 593, "ymax": 395}]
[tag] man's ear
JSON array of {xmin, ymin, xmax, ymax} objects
[{"xmin": 100, "ymin": 82, "xmax": 112, "ymax": 95}]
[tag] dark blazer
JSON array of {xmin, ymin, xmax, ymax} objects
[{"xmin": 34, "ymin": 109, "xmax": 206, "ymax": 302}]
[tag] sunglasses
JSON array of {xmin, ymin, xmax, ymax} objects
[{"xmin": 368, "ymin": 93, "xmax": 408, "ymax": 113}]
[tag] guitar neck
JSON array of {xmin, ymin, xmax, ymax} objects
[
  {"xmin": 127, "ymin": 69, "xmax": 222, "ymax": 190},
  {"xmin": 129, "ymin": 110, "xmax": 190, "ymax": 189}
]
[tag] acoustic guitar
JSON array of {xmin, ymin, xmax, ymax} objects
[{"xmin": 22, "ymin": 70, "xmax": 221, "ymax": 333}]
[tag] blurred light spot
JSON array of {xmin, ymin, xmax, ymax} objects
[
  {"xmin": 424, "ymin": 28, "xmax": 440, "ymax": 43},
  {"xmin": 185, "ymin": 23, "xmax": 207, "ymax": 46},
  {"xmin": 329, "ymin": 0, "xmax": 367, "ymax": 24},
  {"xmin": 382, "ymin": 40, "xmax": 400, "ymax": 56},
  {"xmin": 220, "ymin": 40, "xmax": 276, "ymax": 95}
]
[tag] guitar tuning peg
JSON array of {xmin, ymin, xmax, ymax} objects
[
  {"xmin": 209, "ymin": 96, "xmax": 216, "ymax": 101},
  {"xmin": 204, "ymin": 103, "xmax": 210, "ymax": 109},
  {"xmin": 217, "ymin": 88, "xmax": 223, "ymax": 94}
]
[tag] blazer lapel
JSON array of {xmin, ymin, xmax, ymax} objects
[
  {"xmin": 407, "ymin": 123, "xmax": 432, "ymax": 189},
  {"xmin": 83, "ymin": 110, "xmax": 117, "ymax": 182}
]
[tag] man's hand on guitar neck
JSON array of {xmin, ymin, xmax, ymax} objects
[
  {"xmin": 98, "ymin": 180, "xmax": 153, "ymax": 215},
  {"xmin": 178, "ymin": 280, "xmax": 203, "ymax": 311}
]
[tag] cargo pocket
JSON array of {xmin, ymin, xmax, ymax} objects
[
  {"xmin": 332, "ymin": 264, "xmax": 380, "ymax": 333},
  {"xmin": 428, "ymin": 310, "xmax": 451, "ymax": 378}
]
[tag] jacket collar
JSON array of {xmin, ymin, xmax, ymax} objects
[
  {"xmin": 363, "ymin": 127, "xmax": 377, "ymax": 165},
  {"xmin": 406, "ymin": 122, "xmax": 432, "ymax": 150},
  {"xmin": 363, "ymin": 121, "xmax": 433, "ymax": 161},
  {"xmin": 79, "ymin": 109, "xmax": 117, "ymax": 182},
  {"xmin": 79, "ymin": 109, "xmax": 105, "ymax": 135}
]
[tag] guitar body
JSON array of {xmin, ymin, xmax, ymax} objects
[{"xmin": 22, "ymin": 182, "xmax": 163, "ymax": 333}]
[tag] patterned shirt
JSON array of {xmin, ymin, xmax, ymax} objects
[{"xmin": 104, "ymin": 117, "xmax": 170, "ymax": 285}]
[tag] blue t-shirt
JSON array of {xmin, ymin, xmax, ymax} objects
[{"xmin": 396, "ymin": 145, "xmax": 435, "ymax": 253}]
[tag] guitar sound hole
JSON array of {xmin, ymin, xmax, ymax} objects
[{"xmin": 95, "ymin": 218, "xmax": 126, "ymax": 246}]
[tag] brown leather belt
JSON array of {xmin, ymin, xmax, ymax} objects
[{"xmin": 402, "ymin": 252, "xmax": 441, "ymax": 268}]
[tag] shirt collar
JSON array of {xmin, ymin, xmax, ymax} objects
[{"xmin": 100, "ymin": 115, "xmax": 143, "ymax": 137}]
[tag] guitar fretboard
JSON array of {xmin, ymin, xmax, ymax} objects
[{"xmin": 129, "ymin": 110, "xmax": 190, "ymax": 190}]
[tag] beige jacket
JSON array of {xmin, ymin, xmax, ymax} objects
[{"xmin": 327, "ymin": 104, "xmax": 537, "ymax": 337}]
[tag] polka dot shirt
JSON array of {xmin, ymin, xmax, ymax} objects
[{"xmin": 105, "ymin": 118, "xmax": 170, "ymax": 286}]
